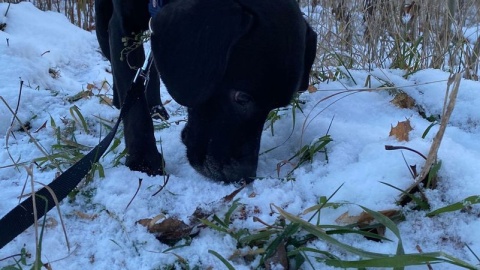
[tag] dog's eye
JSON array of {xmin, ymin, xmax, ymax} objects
[{"xmin": 233, "ymin": 91, "xmax": 253, "ymax": 106}]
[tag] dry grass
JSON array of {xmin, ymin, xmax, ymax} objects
[
  {"xmin": 302, "ymin": 0, "xmax": 480, "ymax": 80},
  {"xmin": 0, "ymin": 0, "xmax": 95, "ymax": 30}
]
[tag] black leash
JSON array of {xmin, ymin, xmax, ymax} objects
[{"xmin": 0, "ymin": 50, "xmax": 155, "ymax": 250}]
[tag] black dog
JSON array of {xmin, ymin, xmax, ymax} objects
[
  {"xmin": 95, "ymin": 0, "xmax": 317, "ymax": 183},
  {"xmin": 95, "ymin": 0, "xmax": 169, "ymax": 176}
]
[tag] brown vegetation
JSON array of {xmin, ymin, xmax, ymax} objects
[
  {"xmin": 1, "ymin": 0, "xmax": 95, "ymax": 30},
  {"xmin": 301, "ymin": 0, "xmax": 480, "ymax": 80}
]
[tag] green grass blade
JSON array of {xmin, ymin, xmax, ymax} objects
[
  {"xmin": 208, "ymin": 250, "xmax": 235, "ymax": 270},
  {"xmin": 358, "ymin": 206, "xmax": 404, "ymax": 256},
  {"xmin": 199, "ymin": 218, "xmax": 228, "ymax": 233},
  {"xmin": 69, "ymin": 105, "xmax": 89, "ymax": 134},
  {"xmin": 427, "ymin": 195, "xmax": 480, "ymax": 217},
  {"xmin": 274, "ymin": 204, "xmax": 387, "ymax": 259},
  {"xmin": 223, "ymin": 199, "xmax": 240, "ymax": 226},
  {"xmin": 325, "ymin": 252, "xmax": 477, "ymax": 269},
  {"xmin": 238, "ymin": 230, "xmax": 276, "ymax": 246},
  {"xmin": 427, "ymin": 160, "xmax": 442, "ymax": 188},
  {"xmin": 422, "ymin": 122, "xmax": 438, "ymax": 139},
  {"xmin": 323, "ymin": 226, "xmax": 391, "ymax": 242},
  {"xmin": 263, "ymin": 223, "xmax": 300, "ymax": 264},
  {"xmin": 380, "ymin": 181, "xmax": 429, "ymax": 210},
  {"xmin": 294, "ymin": 246, "xmax": 340, "ymax": 260}
]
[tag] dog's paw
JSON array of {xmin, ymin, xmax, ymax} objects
[
  {"xmin": 150, "ymin": 105, "xmax": 170, "ymax": 121},
  {"xmin": 126, "ymin": 152, "xmax": 166, "ymax": 176}
]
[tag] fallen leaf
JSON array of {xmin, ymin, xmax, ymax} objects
[
  {"xmin": 138, "ymin": 216, "xmax": 195, "ymax": 245},
  {"xmin": 391, "ymin": 92, "xmax": 416, "ymax": 109},
  {"xmin": 356, "ymin": 209, "xmax": 400, "ymax": 224},
  {"xmin": 264, "ymin": 240, "xmax": 288, "ymax": 270},
  {"xmin": 66, "ymin": 90, "xmax": 93, "ymax": 103},
  {"xmin": 223, "ymin": 185, "xmax": 245, "ymax": 202},
  {"xmin": 33, "ymin": 121, "xmax": 48, "ymax": 133},
  {"xmin": 86, "ymin": 83, "xmax": 96, "ymax": 91},
  {"xmin": 74, "ymin": 211, "xmax": 98, "ymax": 220},
  {"xmin": 336, "ymin": 209, "xmax": 400, "ymax": 225},
  {"xmin": 137, "ymin": 218, "xmax": 152, "ymax": 227},
  {"xmin": 45, "ymin": 217, "xmax": 58, "ymax": 228},
  {"xmin": 335, "ymin": 209, "xmax": 401, "ymax": 241},
  {"xmin": 389, "ymin": 119, "xmax": 413, "ymax": 141},
  {"xmin": 137, "ymin": 213, "xmax": 166, "ymax": 228},
  {"xmin": 307, "ymin": 85, "xmax": 317, "ymax": 93},
  {"xmin": 99, "ymin": 96, "xmax": 113, "ymax": 106},
  {"xmin": 335, "ymin": 211, "xmax": 359, "ymax": 225},
  {"xmin": 150, "ymin": 218, "xmax": 194, "ymax": 245}
]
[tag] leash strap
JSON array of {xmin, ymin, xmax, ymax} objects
[{"xmin": 0, "ymin": 51, "xmax": 154, "ymax": 249}]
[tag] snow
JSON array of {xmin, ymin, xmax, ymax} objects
[{"xmin": 1, "ymin": 2, "xmax": 479, "ymax": 269}]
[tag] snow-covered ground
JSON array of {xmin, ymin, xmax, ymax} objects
[{"xmin": 1, "ymin": 2, "xmax": 479, "ymax": 269}]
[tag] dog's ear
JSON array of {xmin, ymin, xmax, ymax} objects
[
  {"xmin": 299, "ymin": 22, "xmax": 317, "ymax": 91},
  {"xmin": 150, "ymin": 0, "xmax": 253, "ymax": 107}
]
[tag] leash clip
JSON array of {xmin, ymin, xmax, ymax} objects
[{"xmin": 133, "ymin": 45, "xmax": 154, "ymax": 86}]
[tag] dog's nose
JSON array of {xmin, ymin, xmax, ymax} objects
[
  {"xmin": 200, "ymin": 155, "xmax": 257, "ymax": 184},
  {"xmin": 181, "ymin": 128, "xmax": 186, "ymax": 143}
]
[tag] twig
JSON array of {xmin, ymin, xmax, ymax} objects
[
  {"xmin": 416, "ymin": 245, "xmax": 434, "ymax": 270},
  {"xmin": 5, "ymin": 125, "xmax": 20, "ymax": 172},
  {"xmin": 125, "ymin": 178, "xmax": 142, "ymax": 211},
  {"xmin": 0, "ymin": 253, "xmax": 26, "ymax": 262},
  {"xmin": 4, "ymin": 3, "xmax": 11, "ymax": 17},
  {"xmin": 384, "ymin": 145, "xmax": 427, "ymax": 160},
  {"xmin": 0, "ymin": 161, "xmax": 30, "ymax": 169},
  {"xmin": 152, "ymin": 174, "xmax": 170, "ymax": 196},
  {"xmin": 417, "ymin": 73, "xmax": 460, "ymax": 181},
  {"xmin": 24, "ymin": 164, "xmax": 40, "ymax": 270},
  {"xmin": 402, "ymin": 73, "xmax": 461, "ymax": 195},
  {"xmin": 253, "ymin": 216, "xmax": 283, "ymax": 230},
  {"xmin": 9, "ymin": 80, "xmax": 23, "ymax": 129},
  {"xmin": 34, "ymin": 180, "xmax": 70, "ymax": 252},
  {"xmin": 4, "ymin": 80, "xmax": 25, "ymax": 171},
  {"xmin": 1, "ymin": 96, "xmax": 64, "ymax": 173}
]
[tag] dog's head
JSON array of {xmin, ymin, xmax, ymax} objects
[{"xmin": 151, "ymin": 0, "xmax": 317, "ymax": 183}]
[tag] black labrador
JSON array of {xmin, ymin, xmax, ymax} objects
[{"xmin": 95, "ymin": 0, "xmax": 317, "ymax": 183}]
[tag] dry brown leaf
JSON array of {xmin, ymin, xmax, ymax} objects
[
  {"xmin": 137, "ymin": 218, "xmax": 152, "ymax": 227},
  {"xmin": 33, "ymin": 120, "xmax": 48, "ymax": 133},
  {"xmin": 307, "ymin": 85, "xmax": 317, "ymax": 93},
  {"xmin": 335, "ymin": 209, "xmax": 401, "ymax": 240},
  {"xmin": 45, "ymin": 217, "xmax": 58, "ymax": 228},
  {"xmin": 335, "ymin": 211, "xmax": 359, "ymax": 225},
  {"xmin": 357, "ymin": 209, "xmax": 400, "ymax": 224},
  {"xmin": 99, "ymin": 96, "xmax": 113, "ymax": 106},
  {"xmin": 264, "ymin": 240, "xmax": 288, "ymax": 270},
  {"xmin": 390, "ymin": 92, "xmax": 416, "ymax": 109},
  {"xmin": 74, "ymin": 211, "xmax": 98, "ymax": 220},
  {"xmin": 389, "ymin": 119, "xmax": 413, "ymax": 141},
  {"xmin": 86, "ymin": 83, "xmax": 96, "ymax": 91},
  {"xmin": 138, "ymin": 216, "xmax": 194, "ymax": 245},
  {"xmin": 66, "ymin": 90, "xmax": 94, "ymax": 103},
  {"xmin": 335, "ymin": 209, "xmax": 400, "ymax": 226},
  {"xmin": 149, "ymin": 218, "xmax": 193, "ymax": 245},
  {"xmin": 222, "ymin": 185, "xmax": 245, "ymax": 202},
  {"xmin": 229, "ymin": 248, "xmax": 264, "ymax": 260},
  {"xmin": 141, "ymin": 186, "xmax": 250, "ymax": 245},
  {"xmin": 101, "ymin": 80, "xmax": 111, "ymax": 90},
  {"xmin": 137, "ymin": 213, "xmax": 166, "ymax": 228}
]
